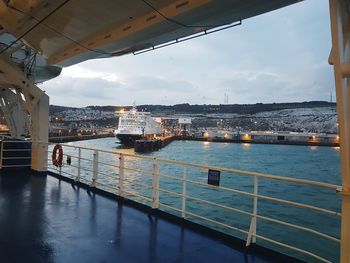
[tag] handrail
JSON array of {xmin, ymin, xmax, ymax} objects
[
  {"xmin": 45, "ymin": 142, "xmax": 341, "ymax": 262},
  {"xmin": 48, "ymin": 142, "xmax": 340, "ymax": 190}
]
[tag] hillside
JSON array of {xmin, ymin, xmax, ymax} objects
[{"xmin": 57, "ymin": 101, "xmax": 335, "ymax": 115}]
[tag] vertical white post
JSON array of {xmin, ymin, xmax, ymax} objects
[
  {"xmin": 182, "ymin": 167, "xmax": 187, "ymax": 218},
  {"xmin": 0, "ymin": 140, "xmax": 3, "ymax": 169},
  {"xmin": 76, "ymin": 148, "xmax": 81, "ymax": 182},
  {"xmin": 152, "ymin": 158, "xmax": 160, "ymax": 209},
  {"xmin": 329, "ymin": 1, "xmax": 350, "ymax": 262},
  {"xmin": 91, "ymin": 150, "xmax": 98, "ymax": 187},
  {"xmin": 118, "ymin": 154, "xmax": 124, "ymax": 197},
  {"xmin": 31, "ymin": 93, "xmax": 49, "ymax": 172},
  {"xmin": 246, "ymin": 175, "xmax": 258, "ymax": 246}
]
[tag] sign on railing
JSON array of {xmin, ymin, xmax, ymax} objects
[{"xmin": 207, "ymin": 169, "xmax": 221, "ymax": 186}]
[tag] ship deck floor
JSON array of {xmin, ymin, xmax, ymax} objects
[{"xmin": 0, "ymin": 170, "xmax": 303, "ymax": 263}]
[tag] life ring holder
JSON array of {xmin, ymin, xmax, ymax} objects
[{"xmin": 52, "ymin": 144, "xmax": 63, "ymax": 167}]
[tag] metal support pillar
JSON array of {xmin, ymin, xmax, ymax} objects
[
  {"xmin": 329, "ymin": 1, "xmax": 350, "ymax": 262},
  {"xmin": 0, "ymin": 53, "xmax": 49, "ymax": 172},
  {"xmin": 0, "ymin": 88, "xmax": 28, "ymax": 138},
  {"xmin": 152, "ymin": 158, "xmax": 160, "ymax": 209},
  {"xmin": 31, "ymin": 93, "xmax": 49, "ymax": 171}
]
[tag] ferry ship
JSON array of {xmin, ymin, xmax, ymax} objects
[
  {"xmin": 0, "ymin": 1, "xmax": 349, "ymax": 263},
  {"xmin": 114, "ymin": 107, "xmax": 162, "ymax": 146}
]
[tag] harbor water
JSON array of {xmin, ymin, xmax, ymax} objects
[{"xmin": 53, "ymin": 138, "xmax": 341, "ymax": 262}]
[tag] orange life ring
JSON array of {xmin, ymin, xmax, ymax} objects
[{"xmin": 52, "ymin": 144, "xmax": 63, "ymax": 167}]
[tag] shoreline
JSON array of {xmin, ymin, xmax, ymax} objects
[
  {"xmin": 49, "ymin": 134, "xmax": 339, "ymax": 148},
  {"xmin": 49, "ymin": 133, "xmax": 114, "ymax": 143},
  {"xmin": 182, "ymin": 137, "xmax": 339, "ymax": 147}
]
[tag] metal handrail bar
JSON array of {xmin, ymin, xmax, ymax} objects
[
  {"xmin": 186, "ymin": 177, "xmax": 341, "ymax": 217},
  {"xmin": 184, "ymin": 210, "xmax": 331, "ymax": 263},
  {"xmin": 65, "ymin": 163, "xmax": 119, "ymax": 181},
  {"xmin": 2, "ymin": 141, "xmax": 31, "ymax": 143},
  {"xmin": 98, "ymin": 173, "xmax": 118, "ymax": 181},
  {"xmin": 51, "ymin": 142, "xmax": 340, "ymax": 190},
  {"xmin": 78, "ymin": 177, "xmax": 91, "ymax": 185},
  {"xmin": 94, "ymin": 160, "xmax": 120, "ymax": 169},
  {"xmin": 123, "ymin": 166, "xmax": 152, "ymax": 176},
  {"xmin": 58, "ymin": 169, "xmax": 76, "ymax": 178},
  {"xmin": 185, "ymin": 194, "xmax": 339, "ymax": 243},
  {"xmin": 255, "ymin": 234, "xmax": 331, "ymax": 263},
  {"xmin": 123, "ymin": 189, "xmax": 152, "ymax": 202},
  {"xmin": 158, "ymin": 188, "xmax": 182, "ymax": 197},
  {"xmin": 2, "ymin": 156, "xmax": 32, "ymax": 159},
  {"xmin": 95, "ymin": 181, "xmax": 116, "ymax": 191},
  {"xmin": 185, "ymin": 210, "xmax": 249, "ymax": 235},
  {"xmin": 158, "ymin": 173, "xmax": 182, "ymax": 181},
  {"xmin": 157, "ymin": 185, "xmax": 340, "ymax": 243},
  {"xmin": 122, "ymin": 179, "xmax": 152, "ymax": 190},
  {"xmin": 71, "ymin": 165, "xmax": 93, "ymax": 174},
  {"xmin": 67, "ymin": 155, "xmax": 92, "ymax": 162},
  {"xmin": 2, "ymin": 164, "xmax": 31, "ymax": 168},
  {"xmin": 48, "ymin": 150, "xmax": 92, "ymax": 163},
  {"xmin": 257, "ymin": 214, "xmax": 340, "ymax": 243},
  {"xmin": 2, "ymin": 149, "xmax": 32, "ymax": 152},
  {"xmin": 156, "ymin": 159, "xmax": 339, "ymax": 189},
  {"xmin": 95, "ymin": 170, "xmax": 118, "ymax": 180},
  {"xmin": 159, "ymin": 202, "xmax": 184, "ymax": 213},
  {"xmin": 59, "ymin": 152, "xmax": 121, "ymax": 170}
]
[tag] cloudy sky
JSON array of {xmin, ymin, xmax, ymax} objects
[{"xmin": 41, "ymin": 0, "xmax": 333, "ymax": 107}]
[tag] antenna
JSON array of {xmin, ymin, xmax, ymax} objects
[{"xmin": 224, "ymin": 90, "xmax": 229, "ymax": 104}]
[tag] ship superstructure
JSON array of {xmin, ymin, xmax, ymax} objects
[{"xmin": 114, "ymin": 107, "xmax": 162, "ymax": 146}]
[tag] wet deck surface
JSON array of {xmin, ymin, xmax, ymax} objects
[{"xmin": 0, "ymin": 171, "xmax": 298, "ymax": 263}]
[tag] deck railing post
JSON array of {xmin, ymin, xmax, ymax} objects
[
  {"xmin": 246, "ymin": 175, "xmax": 258, "ymax": 246},
  {"xmin": 118, "ymin": 154, "xmax": 124, "ymax": 197},
  {"xmin": 76, "ymin": 148, "xmax": 81, "ymax": 182},
  {"xmin": 0, "ymin": 140, "xmax": 3, "ymax": 169},
  {"xmin": 91, "ymin": 150, "xmax": 99, "ymax": 187},
  {"xmin": 329, "ymin": 1, "xmax": 350, "ymax": 262},
  {"xmin": 182, "ymin": 167, "xmax": 187, "ymax": 218},
  {"xmin": 152, "ymin": 158, "xmax": 160, "ymax": 209}
]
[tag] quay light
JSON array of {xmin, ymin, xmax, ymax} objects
[
  {"xmin": 203, "ymin": 132, "xmax": 209, "ymax": 137},
  {"xmin": 243, "ymin": 133, "xmax": 250, "ymax": 140},
  {"xmin": 336, "ymin": 135, "xmax": 339, "ymax": 141},
  {"xmin": 224, "ymin": 133, "xmax": 229, "ymax": 139}
]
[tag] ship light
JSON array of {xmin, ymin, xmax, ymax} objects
[
  {"xmin": 203, "ymin": 132, "xmax": 209, "ymax": 137},
  {"xmin": 336, "ymin": 135, "xmax": 339, "ymax": 141}
]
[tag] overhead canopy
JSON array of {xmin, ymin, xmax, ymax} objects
[{"xmin": 0, "ymin": 0, "xmax": 301, "ymax": 67}]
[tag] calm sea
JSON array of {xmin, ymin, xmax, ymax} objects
[{"xmin": 56, "ymin": 137, "xmax": 341, "ymax": 262}]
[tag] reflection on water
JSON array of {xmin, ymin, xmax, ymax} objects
[
  {"xmin": 242, "ymin": 143, "xmax": 251, "ymax": 149},
  {"xmin": 310, "ymin": 146, "xmax": 318, "ymax": 151}
]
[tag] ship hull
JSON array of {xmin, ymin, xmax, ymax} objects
[{"xmin": 116, "ymin": 134, "xmax": 143, "ymax": 146}]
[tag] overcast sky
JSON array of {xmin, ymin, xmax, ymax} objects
[{"xmin": 41, "ymin": 0, "xmax": 333, "ymax": 107}]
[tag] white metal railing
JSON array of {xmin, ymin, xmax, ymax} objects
[{"xmin": 46, "ymin": 142, "xmax": 341, "ymax": 263}]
